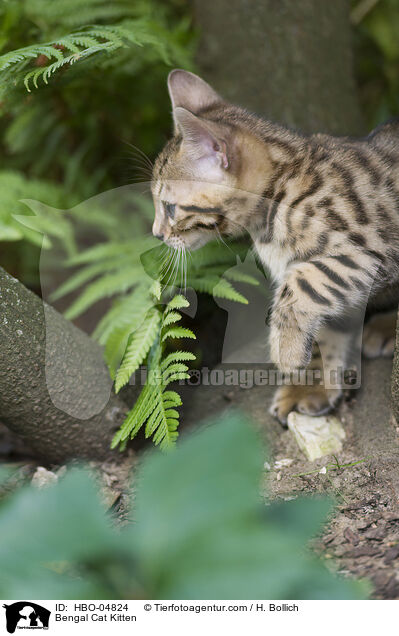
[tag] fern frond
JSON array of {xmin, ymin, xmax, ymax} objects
[
  {"xmin": 50, "ymin": 261, "xmax": 118, "ymax": 302},
  {"xmin": 111, "ymin": 380, "xmax": 157, "ymax": 448},
  {"xmin": 161, "ymin": 326, "xmax": 196, "ymax": 342},
  {"xmin": 188, "ymin": 276, "xmax": 249, "ymax": 304},
  {"xmin": 149, "ymin": 280, "xmax": 162, "ymax": 301},
  {"xmin": 114, "ymin": 307, "xmax": 161, "ymax": 393},
  {"xmin": 23, "ymin": 53, "xmax": 81, "ymax": 91},
  {"xmin": 93, "ymin": 284, "xmax": 152, "ymax": 343},
  {"xmin": 161, "ymin": 362, "xmax": 191, "ymax": 384},
  {"xmin": 65, "ymin": 241, "xmax": 133, "ymax": 265},
  {"xmin": 0, "ymin": 19, "xmax": 182, "ymax": 93},
  {"xmin": 219, "ymin": 269, "xmax": 260, "ymax": 286},
  {"xmin": 159, "ymin": 351, "xmax": 196, "ymax": 370},
  {"xmin": 161, "ymin": 390, "xmax": 183, "ymax": 407},
  {"xmin": 111, "ymin": 293, "xmax": 196, "ymax": 451},
  {"xmin": 104, "ymin": 295, "xmax": 154, "ymax": 378},
  {"xmin": 188, "ymin": 240, "xmax": 242, "ymax": 268},
  {"xmin": 165, "ymin": 294, "xmax": 190, "ymax": 311},
  {"xmin": 64, "ymin": 266, "xmax": 143, "ymax": 319},
  {"xmin": 162, "ymin": 311, "xmax": 182, "ymax": 327}
]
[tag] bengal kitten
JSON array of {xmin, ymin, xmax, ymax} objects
[{"xmin": 151, "ymin": 69, "xmax": 399, "ymax": 424}]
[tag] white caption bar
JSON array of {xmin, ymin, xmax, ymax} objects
[{"xmin": 1, "ymin": 599, "xmax": 396, "ymax": 636}]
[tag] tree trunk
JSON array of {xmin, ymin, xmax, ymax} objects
[
  {"xmin": 0, "ymin": 267, "xmax": 128, "ymax": 463},
  {"xmin": 193, "ymin": 0, "xmax": 364, "ymax": 135},
  {"xmin": 391, "ymin": 315, "xmax": 399, "ymax": 425}
]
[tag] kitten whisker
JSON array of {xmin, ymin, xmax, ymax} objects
[
  {"xmin": 170, "ymin": 249, "xmax": 181, "ymax": 291},
  {"xmin": 214, "ymin": 222, "xmax": 235, "ymax": 256},
  {"xmin": 127, "ymin": 156, "xmax": 153, "ymax": 172},
  {"xmin": 160, "ymin": 248, "xmax": 175, "ymax": 279},
  {"xmin": 184, "ymin": 247, "xmax": 187, "ymax": 294},
  {"xmin": 124, "ymin": 141, "xmax": 154, "ymax": 170},
  {"xmin": 159, "ymin": 248, "xmax": 173, "ymax": 274},
  {"xmin": 163, "ymin": 247, "xmax": 180, "ymax": 291}
]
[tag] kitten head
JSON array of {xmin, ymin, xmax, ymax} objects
[{"xmin": 151, "ymin": 70, "xmax": 266, "ymax": 250}]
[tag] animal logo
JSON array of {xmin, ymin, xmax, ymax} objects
[{"xmin": 3, "ymin": 602, "xmax": 50, "ymax": 633}]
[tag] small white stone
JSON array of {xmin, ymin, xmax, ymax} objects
[
  {"xmin": 274, "ymin": 458, "xmax": 294, "ymax": 469},
  {"xmin": 319, "ymin": 466, "xmax": 327, "ymax": 474},
  {"xmin": 31, "ymin": 466, "xmax": 58, "ymax": 489},
  {"xmin": 287, "ymin": 412, "xmax": 346, "ymax": 462}
]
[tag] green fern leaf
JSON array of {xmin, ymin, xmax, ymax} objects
[
  {"xmin": 220, "ymin": 269, "xmax": 260, "ymax": 286},
  {"xmin": 161, "ymin": 326, "xmax": 196, "ymax": 342},
  {"xmin": 162, "ymin": 390, "xmax": 183, "ymax": 407},
  {"xmin": 166, "ymin": 294, "xmax": 190, "ymax": 311},
  {"xmin": 188, "ymin": 276, "xmax": 249, "ymax": 304},
  {"xmin": 64, "ymin": 266, "xmax": 142, "ymax": 319},
  {"xmin": 160, "ymin": 351, "xmax": 196, "ymax": 370},
  {"xmin": 150, "ymin": 280, "xmax": 162, "ymax": 301},
  {"xmin": 114, "ymin": 308, "xmax": 161, "ymax": 392},
  {"xmin": 162, "ymin": 362, "xmax": 190, "ymax": 383},
  {"xmin": 66, "ymin": 241, "xmax": 133, "ymax": 265},
  {"xmin": 93, "ymin": 285, "xmax": 152, "ymax": 343},
  {"xmin": 104, "ymin": 300, "xmax": 153, "ymax": 378},
  {"xmin": 111, "ymin": 382, "xmax": 157, "ymax": 448},
  {"xmin": 50, "ymin": 261, "xmax": 116, "ymax": 302},
  {"xmin": 162, "ymin": 311, "xmax": 182, "ymax": 327},
  {"xmin": 111, "ymin": 301, "xmax": 196, "ymax": 450}
]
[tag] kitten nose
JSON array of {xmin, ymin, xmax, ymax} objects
[{"xmin": 153, "ymin": 232, "xmax": 164, "ymax": 241}]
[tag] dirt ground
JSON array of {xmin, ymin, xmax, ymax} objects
[{"xmin": 1, "ymin": 353, "xmax": 398, "ymax": 598}]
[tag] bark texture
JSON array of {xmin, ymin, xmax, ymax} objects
[
  {"xmin": 194, "ymin": 0, "xmax": 364, "ymax": 135},
  {"xmin": 0, "ymin": 267, "xmax": 128, "ymax": 463},
  {"xmin": 391, "ymin": 313, "xmax": 399, "ymax": 425}
]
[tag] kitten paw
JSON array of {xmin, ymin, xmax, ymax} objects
[
  {"xmin": 269, "ymin": 384, "xmax": 342, "ymax": 426},
  {"xmin": 362, "ymin": 311, "xmax": 396, "ymax": 359}
]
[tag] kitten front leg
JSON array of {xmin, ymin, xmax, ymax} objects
[
  {"xmin": 270, "ymin": 326, "xmax": 353, "ymax": 424},
  {"xmin": 269, "ymin": 255, "xmax": 372, "ymax": 373},
  {"xmin": 269, "ymin": 303, "xmax": 314, "ymax": 373}
]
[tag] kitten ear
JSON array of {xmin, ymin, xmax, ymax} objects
[
  {"xmin": 168, "ymin": 69, "xmax": 221, "ymax": 115},
  {"xmin": 174, "ymin": 107, "xmax": 229, "ymax": 170}
]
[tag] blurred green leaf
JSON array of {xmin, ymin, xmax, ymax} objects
[
  {"xmin": 0, "ymin": 412, "xmax": 368, "ymax": 600},
  {"xmin": 132, "ymin": 412, "xmax": 367, "ymax": 599},
  {"xmin": 352, "ymin": 0, "xmax": 399, "ymax": 126}
]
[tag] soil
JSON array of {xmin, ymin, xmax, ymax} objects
[{"xmin": 0, "ymin": 422, "xmax": 136, "ymax": 523}]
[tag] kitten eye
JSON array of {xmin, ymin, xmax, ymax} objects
[{"xmin": 162, "ymin": 201, "xmax": 176, "ymax": 219}]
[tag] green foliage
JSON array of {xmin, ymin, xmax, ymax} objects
[
  {"xmin": 0, "ymin": 412, "xmax": 367, "ymax": 599},
  {"xmin": 60, "ymin": 234, "xmax": 259, "ymax": 449},
  {"xmin": 114, "ymin": 306, "xmax": 161, "ymax": 393},
  {"xmin": 17, "ymin": 189, "xmax": 244, "ymax": 451},
  {"xmin": 0, "ymin": 23, "xmax": 176, "ymax": 94},
  {"xmin": 352, "ymin": 0, "xmax": 399, "ymax": 126},
  {"xmin": 0, "ymin": 171, "xmax": 76, "ymax": 247},
  {"xmin": 0, "ymin": 0, "xmax": 195, "ymax": 200},
  {"xmin": 0, "ymin": 0, "xmax": 196, "ymax": 288},
  {"xmin": 112, "ymin": 294, "xmax": 196, "ymax": 450}
]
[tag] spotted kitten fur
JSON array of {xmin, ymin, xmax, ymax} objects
[{"xmin": 151, "ymin": 69, "xmax": 399, "ymax": 424}]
